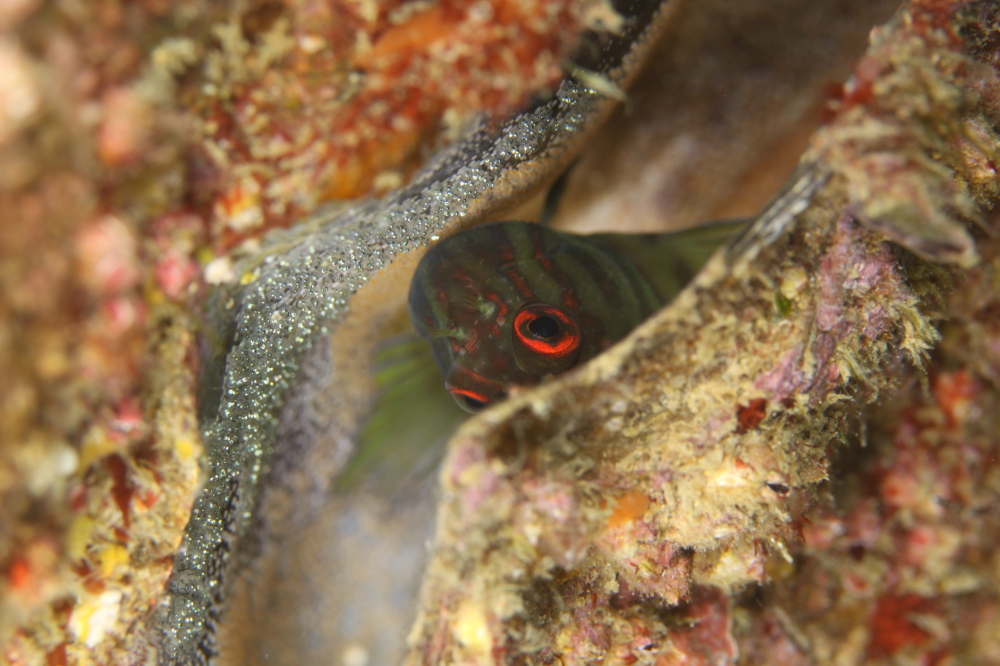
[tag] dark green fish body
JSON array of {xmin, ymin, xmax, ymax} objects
[
  {"xmin": 590, "ymin": 220, "xmax": 748, "ymax": 303},
  {"xmin": 408, "ymin": 219, "xmax": 745, "ymax": 412}
]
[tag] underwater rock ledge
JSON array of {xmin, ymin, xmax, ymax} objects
[
  {"xmin": 403, "ymin": 0, "xmax": 1000, "ymax": 663},
  {"xmin": 159, "ymin": 0, "xmax": 677, "ymax": 661}
]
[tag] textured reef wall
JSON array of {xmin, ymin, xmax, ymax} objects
[
  {"xmin": 1, "ymin": 0, "xmax": 999, "ymax": 664},
  {"xmin": 402, "ymin": 2, "xmax": 1000, "ymax": 663}
]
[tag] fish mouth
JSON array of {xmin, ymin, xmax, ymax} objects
[{"xmin": 445, "ymin": 365, "xmax": 508, "ymax": 413}]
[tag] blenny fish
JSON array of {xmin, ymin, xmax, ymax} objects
[
  {"xmin": 409, "ymin": 219, "xmax": 745, "ymax": 412},
  {"xmin": 162, "ymin": 0, "xmax": 691, "ymax": 656}
]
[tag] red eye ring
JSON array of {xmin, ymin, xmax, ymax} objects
[{"xmin": 513, "ymin": 304, "xmax": 581, "ymax": 359}]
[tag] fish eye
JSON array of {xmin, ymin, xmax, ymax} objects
[{"xmin": 511, "ymin": 303, "xmax": 582, "ymax": 376}]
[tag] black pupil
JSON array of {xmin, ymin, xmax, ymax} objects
[
  {"xmin": 463, "ymin": 395, "xmax": 487, "ymax": 410},
  {"xmin": 527, "ymin": 315, "xmax": 559, "ymax": 339}
]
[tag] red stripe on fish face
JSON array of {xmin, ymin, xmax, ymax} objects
[
  {"xmin": 502, "ymin": 265, "xmax": 536, "ymax": 300},
  {"xmin": 497, "ymin": 233, "xmax": 515, "ymax": 263},
  {"xmin": 448, "ymin": 388, "xmax": 489, "ymax": 412},
  {"xmin": 563, "ymin": 290, "xmax": 580, "ymax": 310},
  {"xmin": 465, "ymin": 329, "xmax": 479, "ymax": 353}
]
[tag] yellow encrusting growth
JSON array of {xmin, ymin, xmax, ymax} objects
[{"xmin": 452, "ymin": 601, "xmax": 493, "ymax": 656}]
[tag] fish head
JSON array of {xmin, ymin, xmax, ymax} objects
[{"xmin": 408, "ymin": 221, "xmax": 650, "ymax": 413}]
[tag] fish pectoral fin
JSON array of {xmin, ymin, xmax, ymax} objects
[{"xmin": 340, "ymin": 335, "xmax": 466, "ymax": 495}]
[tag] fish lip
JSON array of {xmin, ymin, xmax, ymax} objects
[{"xmin": 445, "ymin": 364, "xmax": 509, "ymax": 409}]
